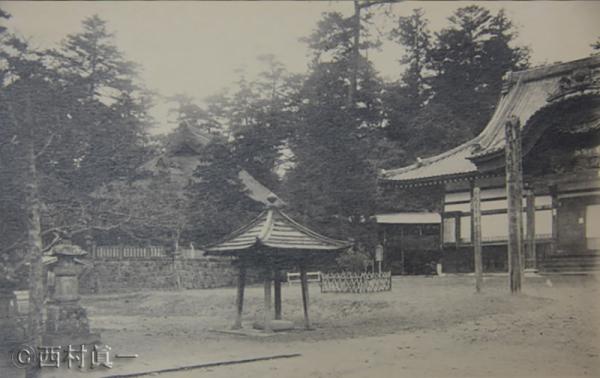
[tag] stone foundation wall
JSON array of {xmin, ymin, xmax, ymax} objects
[{"xmin": 79, "ymin": 257, "xmax": 256, "ymax": 294}]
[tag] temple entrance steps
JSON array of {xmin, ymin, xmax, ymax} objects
[{"xmin": 539, "ymin": 254, "xmax": 600, "ymax": 275}]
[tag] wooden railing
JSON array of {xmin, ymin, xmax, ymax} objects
[
  {"xmin": 320, "ymin": 272, "xmax": 392, "ymax": 293},
  {"xmin": 286, "ymin": 271, "xmax": 321, "ymax": 286}
]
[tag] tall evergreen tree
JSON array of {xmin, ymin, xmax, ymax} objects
[
  {"xmin": 35, "ymin": 15, "xmax": 154, "ymax": 247},
  {"xmin": 230, "ymin": 55, "xmax": 301, "ymax": 189},
  {"xmin": 1, "ymin": 15, "xmax": 153, "ymax": 297},
  {"xmin": 284, "ymin": 12, "xmax": 382, "ymax": 247},
  {"xmin": 48, "ymin": 15, "xmax": 152, "ymax": 192},
  {"xmin": 185, "ymin": 138, "xmax": 262, "ymax": 245},
  {"xmin": 0, "ymin": 27, "xmax": 67, "ymax": 377},
  {"xmin": 427, "ymin": 6, "xmax": 529, "ymax": 138},
  {"xmin": 390, "ymin": 8, "xmax": 431, "ymax": 103},
  {"xmin": 168, "ymin": 93, "xmax": 223, "ymax": 134},
  {"xmin": 384, "ymin": 8, "xmax": 431, "ymax": 141},
  {"xmin": 384, "ymin": 5, "xmax": 528, "ymax": 163}
]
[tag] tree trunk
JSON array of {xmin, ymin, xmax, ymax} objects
[
  {"xmin": 23, "ymin": 94, "xmax": 44, "ymax": 378},
  {"xmin": 347, "ymin": 0, "xmax": 360, "ymax": 108}
]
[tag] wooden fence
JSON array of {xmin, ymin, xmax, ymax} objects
[
  {"xmin": 92, "ymin": 246, "xmax": 167, "ymax": 259},
  {"xmin": 320, "ymin": 272, "xmax": 392, "ymax": 293}
]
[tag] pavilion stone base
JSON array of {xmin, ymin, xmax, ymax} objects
[
  {"xmin": 44, "ymin": 301, "xmax": 101, "ymax": 346},
  {"xmin": 252, "ymin": 319, "xmax": 295, "ymax": 332}
]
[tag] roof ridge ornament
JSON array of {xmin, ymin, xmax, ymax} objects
[
  {"xmin": 501, "ymin": 71, "xmax": 515, "ymax": 95},
  {"xmin": 266, "ymin": 194, "xmax": 279, "ymax": 208},
  {"xmin": 547, "ymin": 66, "xmax": 600, "ymax": 102}
]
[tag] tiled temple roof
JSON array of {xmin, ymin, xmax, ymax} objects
[{"xmin": 381, "ymin": 55, "xmax": 600, "ymax": 186}]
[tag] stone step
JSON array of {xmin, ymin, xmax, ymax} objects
[
  {"xmin": 542, "ymin": 260, "xmax": 599, "ymax": 267},
  {"xmin": 540, "ymin": 254, "xmax": 600, "ymax": 273}
]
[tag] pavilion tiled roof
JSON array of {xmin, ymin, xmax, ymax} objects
[
  {"xmin": 381, "ymin": 55, "xmax": 600, "ymax": 186},
  {"xmin": 205, "ymin": 204, "xmax": 352, "ymax": 253}
]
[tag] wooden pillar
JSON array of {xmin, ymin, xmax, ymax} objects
[
  {"xmin": 471, "ymin": 185, "xmax": 483, "ymax": 292},
  {"xmin": 505, "ymin": 116, "xmax": 523, "ymax": 293},
  {"xmin": 233, "ymin": 263, "xmax": 246, "ymax": 329},
  {"xmin": 273, "ymin": 270, "xmax": 282, "ymax": 320},
  {"xmin": 400, "ymin": 227, "xmax": 405, "ymax": 275},
  {"xmin": 550, "ymin": 185, "xmax": 559, "ymax": 256},
  {"xmin": 525, "ymin": 190, "xmax": 537, "ymax": 271},
  {"xmin": 299, "ymin": 266, "xmax": 311, "ymax": 329},
  {"xmin": 454, "ymin": 213, "xmax": 461, "ymax": 247},
  {"xmin": 263, "ymin": 275, "xmax": 272, "ymax": 332}
]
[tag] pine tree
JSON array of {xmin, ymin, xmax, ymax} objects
[
  {"xmin": 384, "ymin": 5, "xmax": 529, "ymax": 163},
  {"xmin": 230, "ymin": 55, "xmax": 300, "ymax": 190},
  {"xmin": 384, "ymin": 8, "xmax": 431, "ymax": 141},
  {"xmin": 185, "ymin": 138, "xmax": 262, "ymax": 245},
  {"xmin": 168, "ymin": 93, "xmax": 223, "ymax": 134},
  {"xmin": 427, "ymin": 6, "xmax": 529, "ymax": 138},
  {"xmin": 48, "ymin": 15, "xmax": 151, "ymax": 193},
  {"xmin": 0, "ymin": 31, "xmax": 67, "ymax": 378},
  {"xmin": 390, "ymin": 8, "xmax": 430, "ymax": 102},
  {"xmin": 284, "ymin": 11, "xmax": 381, "ymax": 247}
]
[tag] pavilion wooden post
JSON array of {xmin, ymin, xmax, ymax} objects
[
  {"xmin": 471, "ymin": 185, "xmax": 483, "ymax": 292},
  {"xmin": 263, "ymin": 273, "xmax": 273, "ymax": 332},
  {"xmin": 233, "ymin": 262, "xmax": 246, "ymax": 329},
  {"xmin": 299, "ymin": 265, "xmax": 311, "ymax": 329},
  {"xmin": 505, "ymin": 115, "xmax": 524, "ymax": 293},
  {"xmin": 525, "ymin": 190, "xmax": 537, "ymax": 271},
  {"xmin": 273, "ymin": 269, "xmax": 282, "ymax": 320}
]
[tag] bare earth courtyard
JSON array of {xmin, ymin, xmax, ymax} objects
[{"xmin": 39, "ymin": 275, "xmax": 599, "ymax": 378}]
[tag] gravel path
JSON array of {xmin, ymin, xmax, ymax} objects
[{"xmin": 40, "ymin": 274, "xmax": 599, "ymax": 378}]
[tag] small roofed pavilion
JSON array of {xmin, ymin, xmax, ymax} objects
[{"xmin": 205, "ymin": 195, "xmax": 351, "ymax": 331}]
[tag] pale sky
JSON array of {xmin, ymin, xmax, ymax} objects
[{"xmin": 3, "ymin": 1, "xmax": 600, "ymax": 134}]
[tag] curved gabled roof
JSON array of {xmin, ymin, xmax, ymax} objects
[
  {"xmin": 205, "ymin": 205, "xmax": 352, "ymax": 254},
  {"xmin": 381, "ymin": 55, "xmax": 600, "ymax": 185}
]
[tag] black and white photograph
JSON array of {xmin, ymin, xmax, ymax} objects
[{"xmin": 1, "ymin": 1, "xmax": 599, "ymax": 377}]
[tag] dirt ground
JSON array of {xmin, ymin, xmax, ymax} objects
[{"xmin": 40, "ymin": 274, "xmax": 599, "ymax": 378}]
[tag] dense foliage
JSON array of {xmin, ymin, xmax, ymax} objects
[{"xmin": 0, "ymin": 4, "xmax": 544, "ymax": 281}]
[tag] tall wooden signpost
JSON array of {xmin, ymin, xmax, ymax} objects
[
  {"xmin": 505, "ymin": 116, "xmax": 524, "ymax": 293},
  {"xmin": 471, "ymin": 185, "xmax": 483, "ymax": 292}
]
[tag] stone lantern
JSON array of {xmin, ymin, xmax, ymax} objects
[
  {"xmin": 44, "ymin": 240, "xmax": 100, "ymax": 345},
  {"xmin": 0, "ymin": 286, "xmax": 20, "ymax": 345},
  {"xmin": 0, "ymin": 250, "xmax": 22, "ymax": 338}
]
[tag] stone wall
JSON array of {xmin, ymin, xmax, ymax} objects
[{"xmin": 79, "ymin": 256, "xmax": 255, "ymax": 294}]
